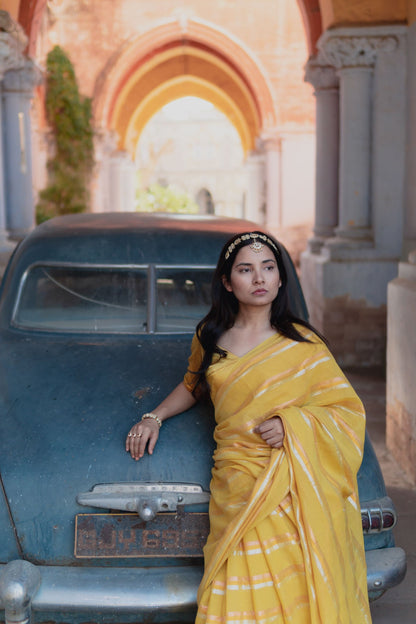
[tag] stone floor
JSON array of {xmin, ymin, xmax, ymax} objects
[{"xmin": 346, "ymin": 370, "xmax": 416, "ymax": 623}]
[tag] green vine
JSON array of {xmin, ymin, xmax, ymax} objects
[{"xmin": 36, "ymin": 45, "xmax": 94, "ymax": 223}]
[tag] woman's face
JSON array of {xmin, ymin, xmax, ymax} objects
[{"xmin": 222, "ymin": 244, "xmax": 281, "ymax": 308}]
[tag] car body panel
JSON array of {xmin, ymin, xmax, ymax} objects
[{"xmin": 0, "ymin": 331, "xmax": 215, "ymax": 565}]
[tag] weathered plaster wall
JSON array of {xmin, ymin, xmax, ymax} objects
[{"xmin": 38, "ymin": 0, "xmax": 314, "ymax": 133}]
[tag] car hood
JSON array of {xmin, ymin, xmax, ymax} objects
[{"xmin": 0, "ymin": 330, "xmax": 215, "ymax": 565}]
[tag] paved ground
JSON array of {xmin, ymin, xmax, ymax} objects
[{"xmin": 346, "ymin": 370, "xmax": 416, "ymax": 623}]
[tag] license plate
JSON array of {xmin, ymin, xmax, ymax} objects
[{"xmin": 74, "ymin": 512, "xmax": 209, "ymax": 558}]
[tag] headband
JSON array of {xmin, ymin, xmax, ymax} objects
[{"xmin": 224, "ymin": 232, "xmax": 279, "ymax": 260}]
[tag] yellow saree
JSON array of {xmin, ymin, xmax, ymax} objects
[{"xmin": 184, "ymin": 328, "xmax": 371, "ymax": 623}]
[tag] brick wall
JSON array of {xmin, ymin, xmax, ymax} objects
[{"xmin": 307, "ymin": 294, "xmax": 387, "ymax": 369}]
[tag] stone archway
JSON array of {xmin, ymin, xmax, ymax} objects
[
  {"xmin": 91, "ymin": 17, "xmax": 281, "ymax": 220},
  {"xmin": 93, "ymin": 17, "xmax": 277, "ymax": 156}
]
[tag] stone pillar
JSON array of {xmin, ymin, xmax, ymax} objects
[
  {"xmin": 1, "ymin": 17, "xmax": 27, "ymax": 247},
  {"xmin": 244, "ymin": 150, "xmax": 264, "ymax": 223},
  {"xmin": 405, "ymin": 20, "xmax": 416, "ymax": 256},
  {"xmin": 301, "ymin": 27, "xmax": 404, "ymax": 368},
  {"xmin": 262, "ymin": 133, "xmax": 281, "ymax": 229},
  {"xmin": 0, "ymin": 82, "xmax": 7, "ymax": 247},
  {"xmin": 320, "ymin": 31, "xmax": 398, "ymax": 246},
  {"xmin": 91, "ymin": 129, "xmax": 118, "ymax": 213},
  {"xmin": 108, "ymin": 150, "xmax": 136, "ymax": 212},
  {"xmin": 2, "ymin": 58, "xmax": 41, "ymax": 240},
  {"xmin": 304, "ymin": 54, "xmax": 339, "ymax": 252},
  {"xmin": 386, "ymin": 250, "xmax": 416, "ymax": 484}
]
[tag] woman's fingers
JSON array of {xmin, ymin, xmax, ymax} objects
[
  {"xmin": 126, "ymin": 420, "xmax": 160, "ymax": 460},
  {"xmin": 254, "ymin": 416, "xmax": 285, "ymax": 448}
]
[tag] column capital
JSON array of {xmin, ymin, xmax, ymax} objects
[
  {"xmin": 304, "ymin": 53, "xmax": 339, "ymax": 91},
  {"xmin": 0, "ymin": 12, "xmax": 28, "ymax": 80},
  {"xmin": 3, "ymin": 57, "xmax": 43, "ymax": 94},
  {"xmin": 318, "ymin": 27, "xmax": 400, "ymax": 70}
]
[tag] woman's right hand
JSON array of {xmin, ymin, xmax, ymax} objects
[
  {"xmin": 254, "ymin": 416, "xmax": 285, "ymax": 448},
  {"xmin": 125, "ymin": 418, "xmax": 160, "ymax": 461}
]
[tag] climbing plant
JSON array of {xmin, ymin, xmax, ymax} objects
[{"xmin": 36, "ymin": 45, "xmax": 94, "ymax": 223}]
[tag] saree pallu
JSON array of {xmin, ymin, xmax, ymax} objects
[{"xmin": 184, "ymin": 329, "xmax": 371, "ymax": 623}]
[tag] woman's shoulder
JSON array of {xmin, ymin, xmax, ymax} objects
[{"xmin": 292, "ymin": 322, "xmax": 327, "ymax": 347}]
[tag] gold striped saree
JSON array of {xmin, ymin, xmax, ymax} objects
[{"xmin": 183, "ymin": 328, "xmax": 371, "ymax": 623}]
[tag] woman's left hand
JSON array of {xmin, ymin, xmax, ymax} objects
[{"xmin": 254, "ymin": 416, "xmax": 285, "ymax": 448}]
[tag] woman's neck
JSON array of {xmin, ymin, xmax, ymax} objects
[{"xmin": 233, "ymin": 304, "xmax": 273, "ymax": 332}]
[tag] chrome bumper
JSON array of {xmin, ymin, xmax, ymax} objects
[
  {"xmin": 0, "ymin": 547, "xmax": 407, "ymax": 623},
  {"xmin": 366, "ymin": 546, "xmax": 407, "ymax": 597},
  {"xmin": 0, "ymin": 561, "xmax": 203, "ymax": 623}
]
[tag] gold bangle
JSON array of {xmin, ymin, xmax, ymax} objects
[{"xmin": 141, "ymin": 412, "xmax": 162, "ymax": 428}]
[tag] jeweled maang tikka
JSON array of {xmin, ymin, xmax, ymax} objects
[{"xmin": 225, "ymin": 233, "xmax": 279, "ymax": 260}]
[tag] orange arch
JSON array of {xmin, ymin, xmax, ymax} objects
[
  {"xmin": 296, "ymin": 0, "xmax": 323, "ymax": 55},
  {"xmin": 124, "ymin": 76, "xmax": 253, "ymax": 156},
  {"xmin": 93, "ymin": 18, "xmax": 277, "ymax": 156}
]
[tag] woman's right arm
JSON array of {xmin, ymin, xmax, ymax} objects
[{"xmin": 125, "ymin": 381, "xmax": 197, "ymax": 460}]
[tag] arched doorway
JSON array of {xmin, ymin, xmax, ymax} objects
[{"xmin": 135, "ymin": 97, "xmax": 245, "ymax": 218}]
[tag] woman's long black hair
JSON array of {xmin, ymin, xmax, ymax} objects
[{"xmin": 191, "ymin": 231, "xmax": 326, "ymax": 398}]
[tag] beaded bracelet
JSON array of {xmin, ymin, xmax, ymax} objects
[{"xmin": 141, "ymin": 412, "xmax": 162, "ymax": 428}]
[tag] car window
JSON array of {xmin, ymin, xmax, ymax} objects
[
  {"xmin": 12, "ymin": 264, "xmax": 214, "ymax": 334},
  {"xmin": 13, "ymin": 265, "xmax": 148, "ymax": 333},
  {"xmin": 155, "ymin": 267, "xmax": 213, "ymax": 332}
]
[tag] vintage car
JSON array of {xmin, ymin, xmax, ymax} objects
[{"xmin": 0, "ymin": 213, "xmax": 406, "ymax": 623}]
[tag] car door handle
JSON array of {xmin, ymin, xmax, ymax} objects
[{"xmin": 76, "ymin": 482, "xmax": 210, "ymax": 521}]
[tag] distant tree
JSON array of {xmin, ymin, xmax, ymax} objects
[
  {"xmin": 36, "ymin": 45, "xmax": 94, "ymax": 223},
  {"xmin": 135, "ymin": 181, "xmax": 199, "ymax": 214}
]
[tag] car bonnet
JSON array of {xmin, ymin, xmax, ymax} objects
[{"xmin": 0, "ymin": 331, "xmax": 215, "ymax": 565}]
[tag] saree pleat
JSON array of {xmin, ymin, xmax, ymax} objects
[{"xmin": 184, "ymin": 329, "xmax": 371, "ymax": 623}]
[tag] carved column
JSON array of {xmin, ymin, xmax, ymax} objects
[
  {"xmin": 2, "ymin": 58, "xmax": 42, "ymax": 239},
  {"xmin": 319, "ymin": 32, "xmax": 398, "ymax": 245},
  {"xmin": 262, "ymin": 132, "xmax": 281, "ymax": 229},
  {"xmin": 304, "ymin": 54, "xmax": 339, "ymax": 252},
  {"xmin": 0, "ymin": 16, "xmax": 28, "ymax": 246}
]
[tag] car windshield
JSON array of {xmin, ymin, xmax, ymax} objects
[{"xmin": 12, "ymin": 264, "xmax": 214, "ymax": 334}]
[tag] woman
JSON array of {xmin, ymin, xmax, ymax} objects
[{"xmin": 126, "ymin": 231, "xmax": 371, "ymax": 623}]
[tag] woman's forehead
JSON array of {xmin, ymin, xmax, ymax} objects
[{"xmin": 233, "ymin": 244, "xmax": 276, "ymax": 263}]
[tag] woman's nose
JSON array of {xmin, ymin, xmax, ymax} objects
[{"xmin": 253, "ymin": 271, "xmax": 264, "ymax": 283}]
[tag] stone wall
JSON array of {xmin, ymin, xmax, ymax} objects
[{"xmin": 386, "ymin": 254, "xmax": 416, "ymax": 484}]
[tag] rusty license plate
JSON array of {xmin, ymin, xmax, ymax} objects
[{"xmin": 75, "ymin": 512, "xmax": 209, "ymax": 558}]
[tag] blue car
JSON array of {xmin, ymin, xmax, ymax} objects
[{"xmin": 0, "ymin": 213, "xmax": 406, "ymax": 623}]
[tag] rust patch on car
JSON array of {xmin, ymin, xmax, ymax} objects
[{"xmin": 133, "ymin": 387, "xmax": 152, "ymax": 400}]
